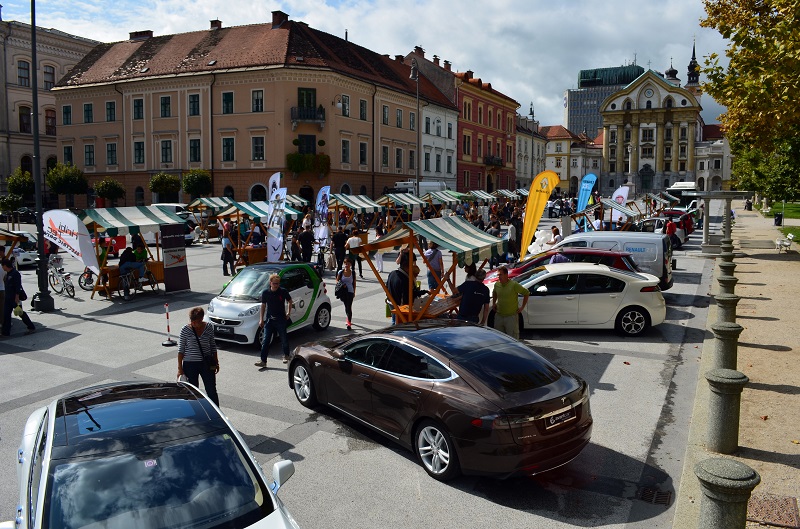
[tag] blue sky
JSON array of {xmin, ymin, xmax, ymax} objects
[{"xmin": 4, "ymin": 0, "xmax": 729, "ymax": 128}]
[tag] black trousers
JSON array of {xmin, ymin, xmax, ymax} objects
[
  {"xmin": 340, "ymin": 290, "xmax": 354, "ymax": 323},
  {"xmin": 182, "ymin": 360, "xmax": 219, "ymax": 406}
]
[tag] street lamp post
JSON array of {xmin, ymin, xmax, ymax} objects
[
  {"xmin": 410, "ymin": 59, "xmax": 420, "ymax": 195},
  {"xmin": 529, "ymin": 103, "xmax": 535, "ymax": 186}
]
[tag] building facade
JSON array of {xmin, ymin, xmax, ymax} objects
[
  {"xmin": 52, "ymin": 12, "xmax": 456, "ymax": 208},
  {"xmin": 0, "ymin": 20, "xmax": 97, "ymax": 198},
  {"xmin": 515, "ymin": 112, "xmax": 546, "ymax": 190}
]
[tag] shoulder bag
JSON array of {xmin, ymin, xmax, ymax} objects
[{"xmin": 193, "ymin": 327, "xmax": 218, "ymax": 370}]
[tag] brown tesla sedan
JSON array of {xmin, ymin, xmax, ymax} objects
[{"xmin": 287, "ymin": 321, "xmax": 593, "ymax": 481}]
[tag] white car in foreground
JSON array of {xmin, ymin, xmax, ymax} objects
[{"xmin": 489, "ymin": 262, "xmax": 667, "ymax": 336}]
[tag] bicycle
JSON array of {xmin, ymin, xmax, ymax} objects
[
  {"xmin": 117, "ymin": 262, "xmax": 159, "ymax": 300},
  {"xmin": 78, "ymin": 267, "xmax": 96, "ymax": 291},
  {"xmin": 47, "ymin": 256, "xmax": 75, "ymax": 298}
]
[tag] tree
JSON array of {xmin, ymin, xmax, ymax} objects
[
  {"xmin": 731, "ymin": 137, "xmax": 800, "ymax": 202},
  {"xmin": 149, "ymin": 172, "xmax": 181, "ymax": 196},
  {"xmin": 182, "ymin": 169, "xmax": 212, "ymax": 198},
  {"xmin": 701, "ymin": 0, "xmax": 800, "ymax": 150},
  {"xmin": 0, "ymin": 193, "xmax": 23, "ymax": 218},
  {"xmin": 7, "ymin": 167, "xmax": 35, "ymax": 198},
  {"xmin": 46, "ymin": 163, "xmax": 89, "ymax": 203},
  {"xmin": 94, "ymin": 176, "xmax": 126, "ymax": 201}
]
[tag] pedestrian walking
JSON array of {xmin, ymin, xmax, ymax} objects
[
  {"xmin": 255, "ymin": 273, "xmax": 294, "ymax": 367},
  {"xmin": 491, "ymin": 265, "xmax": 529, "ymax": 340},
  {"xmin": 297, "ymin": 225, "xmax": 315, "ymax": 262},
  {"xmin": 331, "ymin": 225, "xmax": 348, "ymax": 272},
  {"xmin": 424, "ymin": 241, "xmax": 444, "ymax": 291},
  {"xmin": 454, "ymin": 264, "xmax": 490, "ymax": 325},
  {"xmin": 221, "ymin": 231, "xmax": 235, "ymax": 276},
  {"xmin": 177, "ymin": 307, "xmax": 219, "ymax": 406},
  {"xmin": 346, "ymin": 229, "xmax": 364, "ymax": 278},
  {"xmin": 0, "ymin": 260, "xmax": 5, "ymax": 331},
  {"xmin": 1, "ymin": 258, "xmax": 35, "ymax": 336},
  {"xmin": 337, "ymin": 257, "xmax": 357, "ymax": 330}
]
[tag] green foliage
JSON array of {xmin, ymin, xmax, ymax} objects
[
  {"xmin": 148, "ymin": 172, "xmax": 181, "ymax": 194},
  {"xmin": 0, "ymin": 193, "xmax": 23, "ymax": 214},
  {"xmin": 732, "ymin": 137, "xmax": 800, "ymax": 202},
  {"xmin": 7, "ymin": 167, "xmax": 35, "ymax": 197},
  {"xmin": 286, "ymin": 153, "xmax": 331, "ymax": 175},
  {"xmin": 46, "ymin": 162, "xmax": 89, "ymax": 196},
  {"xmin": 93, "ymin": 176, "xmax": 126, "ymax": 200},
  {"xmin": 182, "ymin": 169, "xmax": 212, "ymax": 198},
  {"xmin": 314, "ymin": 154, "xmax": 331, "ymax": 175}
]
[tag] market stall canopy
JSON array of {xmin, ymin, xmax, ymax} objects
[
  {"xmin": 421, "ymin": 191, "xmax": 460, "ymax": 206},
  {"xmin": 364, "ymin": 216, "xmax": 507, "ymax": 267},
  {"xmin": 645, "ymin": 193, "xmax": 672, "ymax": 206},
  {"xmin": 80, "ymin": 206, "xmax": 189, "ymax": 236},
  {"xmin": 445, "ymin": 190, "xmax": 470, "ymax": 201},
  {"xmin": 186, "ymin": 197, "xmax": 235, "ymax": 211},
  {"xmin": 468, "ymin": 190, "xmax": 497, "ymax": 203},
  {"xmin": 493, "ymin": 189, "xmax": 519, "ymax": 200},
  {"xmin": 376, "ymin": 193, "xmax": 429, "ymax": 208},
  {"xmin": 516, "ymin": 188, "xmax": 529, "ymax": 197},
  {"xmin": 216, "ymin": 201, "xmax": 301, "ymax": 222},
  {"xmin": 284, "ymin": 194, "xmax": 310, "ymax": 209},
  {"xmin": 328, "ymin": 194, "xmax": 384, "ymax": 214},
  {"xmin": 599, "ymin": 198, "xmax": 639, "ymax": 218},
  {"xmin": 659, "ymin": 191, "xmax": 680, "ymax": 204}
]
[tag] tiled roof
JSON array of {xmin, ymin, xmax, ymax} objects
[
  {"xmin": 454, "ymin": 72, "xmax": 519, "ymax": 106},
  {"xmin": 703, "ymin": 124, "xmax": 724, "ymax": 140},
  {"xmin": 56, "ymin": 18, "xmax": 455, "ymax": 109},
  {"xmin": 539, "ymin": 125, "xmax": 580, "ymax": 141}
]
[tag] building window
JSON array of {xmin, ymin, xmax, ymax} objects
[
  {"xmin": 341, "ymin": 139, "xmax": 350, "ymax": 164},
  {"xmin": 666, "ymin": 98, "xmax": 673, "ymax": 108},
  {"xmin": 222, "ymin": 138, "xmax": 234, "ymax": 161},
  {"xmin": 223, "ymin": 186, "xmax": 235, "ymax": 199},
  {"xmin": 360, "ymin": 99, "xmax": 367, "ymax": 120},
  {"xmin": 63, "ymin": 146, "xmax": 73, "ymax": 164},
  {"xmin": 19, "ymin": 106, "xmax": 31, "ymax": 133},
  {"xmin": 62, "ymin": 105, "xmax": 72, "ymax": 125},
  {"xmin": 665, "ymin": 145, "xmax": 672, "ymax": 158},
  {"xmin": 106, "ymin": 101, "xmax": 116, "ymax": 122},
  {"xmin": 477, "ymin": 105, "xmax": 483, "ymax": 125},
  {"xmin": 714, "ymin": 159, "xmax": 722, "ymax": 169},
  {"xmin": 625, "ymin": 101, "xmax": 632, "ymax": 110},
  {"xmin": 249, "ymin": 137, "xmax": 263, "ymax": 161},
  {"xmin": 359, "ymin": 142, "xmax": 368, "ymax": 165},
  {"xmin": 425, "ymin": 117, "xmax": 431, "ymax": 134},
  {"xmin": 665, "ymin": 128, "xmax": 673, "ymax": 141},
  {"xmin": 252, "ymin": 90, "xmax": 263, "ymax": 113},
  {"xmin": 85, "ymin": 144, "xmax": 95, "ymax": 166},
  {"xmin": 341, "ymin": 95, "xmax": 350, "ymax": 117},
  {"xmin": 382, "ymin": 105, "xmax": 389, "ymax": 125},
  {"xmin": 135, "ymin": 186, "xmax": 145, "ymax": 206},
  {"xmin": 396, "ymin": 109, "xmax": 403, "ymax": 128},
  {"xmin": 664, "ymin": 161, "xmax": 671, "ymax": 172},
  {"xmin": 610, "ymin": 147, "xmax": 616, "ymax": 159},
  {"xmin": 609, "ymin": 161, "xmax": 616, "ymax": 173},
  {"xmin": 106, "ymin": 143, "xmax": 117, "ymax": 165},
  {"xmin": 188, "ymin": 139, "xmax": 200, "ymax": 163},
  {"xmin": 436, "ymin": 121, "xmax": 442, "ymax": 136},
  {"xmin": 447, "ymin": 122, "xmax": 453, "ymax": 139},
  {"xmin": 381, "ymin": 146, "xmax": 389, "ymax": 167},
  {"xmin": 298, "ymin": 135, "xmax": 316, "ymax": 154},
  {"xmin": 679, "ymin": 145, "xmax": 687, "ymax": 158},
  {"xmin": 17, "ymin": 60, "xmax": 30, "ymax": 86},
  {"xmin": 610, "ymin": 130, "xmax": 617, "ymax": 143},
  {"xmin": 160, "ymin": 96, "xmax": 171, "ymax": 118},
  {"xmin": 133, "ymin": 98, "xmax": 144, "ymax": 120},
  {"xmin": 642, "ymin": 129, "xmax": 654, "ymax": 142},
  {"xmin": 680, "ymin": 127, "xmax": 687, "ymax": 140},
  {"xmin": 222, "ymin": 92, "xmax": 233, "ymax": 114},
  {"xmin": 43, "ymin": 65, "xmax": 55, "ymax": 89},
  {"xmin": 699, "ymin": 161, "xmax": 705, "ymax": 170},
  {"xmin": 161, "ymin": 140, "xmax": 173, "ymax": 163},
  {"xmin": 572, "ymin": 158, "xmax": 578, "ymax": 168},
  {"xmin": 646, "ymin": 101, "xmax": 652, "ymax": 109},
  {"xmin": 642, "ymin": 146, "xmax": 654, "ymax": 158},
  {"xmin": 45, "ymin": 109, "xmax": 56, "ymax": 135},
  {"xmin": 507, "ymin": 145, "xmax": 512, "ymax": 162},
  {"xmin": 435, "ymin": 153, "xmax": 441, "ymax": 173},
  {"xmin": 679, "ymin": 161, "xmax": 686, "ymax": 172},
  {"xmin": 592, "ymin": 159, "xmax": 598, "ymax": 169},
  {"xmin": 134, "ymin": 141, "xmax": 145, "ymax": 164},
  {"xmin": 424, "ymin": 152, "xmax": 431, "ymax": 171},
  {"xmin": 555, "ymin": 158, "xmax": 562, "ymax": 168},
  {"xmin": 446, "ymin": 155, "xmax": 452, "ymax": 174},
  {"xmin": 409, "ymin": 150, "xmax": 415, "ymax": 172},
  {"xmin": 83, "ymin": 103, "xmax": 93, "ymax": 123},
  {"xmin": 555, "ymin": 143, "xmax": 562, "ymax": 153},
  {"xmin": 463, "ymin": 134, "xmax": 471, "ymax": 155},
  {"xmin": 624, "ymin": 130, "xmax": 631, "ymax": 142},
  {"xmin": 395, "ymin": 148, "xmax": 403, "ymax": 169},
  {"xmin": 189, "ymin": 94, "xmax": 200, "ymax": 116}
]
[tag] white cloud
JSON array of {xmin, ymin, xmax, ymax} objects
[{"xmin": 4, "ymin": 0, "xmax": 728, "ymax": 126}]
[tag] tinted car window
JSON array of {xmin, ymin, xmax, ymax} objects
[
  {"xmin": 282, "ymin": 267, "xmax": 310, "ymax": 291},
  {"xmin": 454, "ymin": 341, "xmax": 561, "ymax": 394},
  {"xmin": 220, "ymin": 266, "xmax": 280, "ymax": 301},
  {"xmin": 531, "ymin": 273, "xmax": 579, "ymax": 295},
  {"xmin": 381, "ymin": 345, "xmax": 449, "ymax": 379},
  {"xmin": 579, "ymin": 273, "xmax": 626, "ymax": 293},
  {"xmin": 344, "ymin": 339, "xmax": 392, "ymax": 367}
]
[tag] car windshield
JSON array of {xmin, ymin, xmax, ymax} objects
[
  {"xmin": 219, "ymin": 267, "xmax": 280, "ymax": 301},
  {"xmin": 45, "ymin": 431, "xmax": 273, "ymax": 529},
  {"xmin": 14, "ymin": 232, "xmax": 37, "ymax": 251},
  {"xmin": 513, "ymin": 267, "xmax": 550, "ymax": 286}
]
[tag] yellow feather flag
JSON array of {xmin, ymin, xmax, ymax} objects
[{"xmin": 519, "ymin": 170, "xmax": 559, "ymax": 260}]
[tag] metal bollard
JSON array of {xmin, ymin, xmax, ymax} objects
[
  {"xmin": 710, "ymin": 321, "xmax": 744, "ymax": 370},
  {"xmin": 714, "ymin": 294, "xmax": 740, "ymax": 324},
  {"xmin": 695, "ymin": 458, "xmax": 760, "ymax": 529},
  {"xmin": 705, "ymin": 369, "xmax": 749, "ymax": 454}
]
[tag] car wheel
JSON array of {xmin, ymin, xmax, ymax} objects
[
  {"xmin": 615, "ymin": 306, "xmax": 650, "ymax": 336},
  {"xmin": 313, "ymin": 303, "xmax": 331, "ymax": 331},
  {"xmin": 257, "ymin": 325, "xmax": 274, "ymax": 348},
  {"xmin": 291, "ymin": 362, "xmax": 317, "ymax": 407},
  {"xmin": 415, "ymin": 420, "xmax": 460, "ymax": 481}
]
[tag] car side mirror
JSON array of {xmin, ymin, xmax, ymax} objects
[
  {"xmin": 331, "ymin": 348, "xmax": 345, "ymax": 360},
  {"xmin": 270, "ymin": 460, "xmax": 295, "ymax": 494}
]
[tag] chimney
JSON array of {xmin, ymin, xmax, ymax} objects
[
  {"xmin": 433, "ymin": 55, "xmax": 440, "ymax": 66},
  {"xmin": 395, "ymin": 55, "xmax": 404, "ymax": 62},
  {"xmin": 465, "ymin": 70, "xmax": 473, "ymax": 80},
  {"xmin": 210, "ymin": 19, "xmax": 222, "ymax": 30},
  {"xmin": 271, "ymin": 10, "xmax": 289, "ymax": 29},
  {"xmin": 129, "ymin": 30, "xmax": 153, "ymax": 41},
  {"xmin": 444, "ymin": 60, "xmax": 451, "ymax": 71},
  {"xmin": 414, "ymin": 46, "xmax": 425, "ymax": 58}
]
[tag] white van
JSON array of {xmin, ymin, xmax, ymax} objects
[{"xmin": 554, "ymin": 231, "xmax": 674, "ymax": 290}]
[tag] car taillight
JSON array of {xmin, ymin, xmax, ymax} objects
[
  {"xmin": 640, "ymin": 285, "xmax": 660, "ymax": 292},
  {"xmin": 470, "ymin": 414, "xmax": 534, "ymax": 429}
]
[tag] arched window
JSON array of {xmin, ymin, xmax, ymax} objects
[
  {"xmin": 340, "ymin": 183, "xmax": 351, "ymax": 195},
  {"xmin": 250, "ymin": 184, "xmax": 266, "ymax": 201},
  {"xmin": 46, "ymin": 156, "xmax": 57, "ymax": 173},
  {"xmin": 45, "ymin": 109, "xmax": 57, "ymax": 135},
  {"xmin": 359, "ymin": 185, "xmax": 367, "ymax": 196},
  {"xmin": 665, "ymin": 98, "xmax": 674, "ymax": 108},
  {"xmin": 624, "ymin": 101, "xmax": 632, "ymax": 110},
  {"xmin": 20, "ymin": 156, "xmax": 33, "ymax": 176},
  {"xmin": 19, "ymin": 106, "xmax": 32, "ymax": 133},
  {"xmin": 224, "ymin": 186, "xmax": 235, "ymax": 199},
  {"xmin": 135, "ymin": 186, "xmax": 145, "ymax": 206}
]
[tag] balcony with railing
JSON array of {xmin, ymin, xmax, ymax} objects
[
  {"xmin": 483, "ymin": 155, "xmax": 503, "ymax": 167},
  {"xmin": 291, "ymin": 105, "xmax": 326, "ymax": 131}
]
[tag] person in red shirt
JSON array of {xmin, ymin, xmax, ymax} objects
[{"xmin": 665, "ymin": 218, "xmax": 682, "ymax": 249}]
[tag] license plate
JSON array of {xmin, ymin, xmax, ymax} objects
[
  {"xmin": 215, "ymin": 326, "xmax": 233, "ymax": 335},
  {"xmin": 544, "ymin": 408, "xmax": 575, "ymax": 429}
]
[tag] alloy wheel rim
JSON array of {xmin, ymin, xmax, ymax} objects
[
  {"xmin": 622, "ymin": 311, "xmax": 645, "ymax": 334},
  {"xmin": 293, "ymin": 366, "xmax": 310, "ymax": 401},
  {"xmin": 417, "ymin": 426, "xmax": 450, "ymax": 474}
]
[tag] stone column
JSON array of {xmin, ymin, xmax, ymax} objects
[
  {"xmin": 715, "ymin": 293, "xmax": 740, "ymax": 324},
  {"xmin": 711, "ymin": 321, "xmax": 743, "ymax": 370},
  {"xmin": 655, "ymin": 122, "xmax": 664, "ymax": 175},
  {"xmin": 702, "ymin": 197, "xmax": 711, "ymax": 244},
  {"xmin": 694, "ymin": 458, "xmax": 760, "ymax": 529},
  {"xmin": 705, "ymin": 369, "xmax": 749, "ymax": 454}
]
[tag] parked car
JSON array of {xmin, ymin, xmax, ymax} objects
[
  {"xmin": 91, "ymin": 234, "xmax": 126, "ymax": 258},
  {"xmin": 5, "ymin": 381, "xmax": 302, "ymax": 529},
  {"xmin": 13, "ymin": 207, "xmax": 38, "ymax": 223},
  {"xmin": 661, "ymin": 209, "xmax": 696, "ymax": 235},
  {"xmin": 6, "ymin": 230, "xmax": 38, "ymax": 267},
  {"xmin": 288, "ymin": 321, "xmax": 593, "ymax": 480},
  {"xmin": 484, "ymin": 248, "xmax": 641, "ymax": 284},
  {"xmin": 487, "ymin": 262, "xmax": 667, "ymax": 336},
  {"xmin": 208, "ymin": 262, "xmax": 331, "ymax": 346},
  {"xmin": 633, "ymin": 217, "xmax": 688, "ymax": 245}
]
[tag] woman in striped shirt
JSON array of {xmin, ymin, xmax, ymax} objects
[{"xmin": 178, "ymin": 307, "xmax": 220, "ymax": 406}]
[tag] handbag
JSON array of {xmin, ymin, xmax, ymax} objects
[
  {"xmin": 326, "ymin": 252, "xmax": 335, "ymax": 270},
  {"xmin": 18, "ymin": 287, "xmax": 28, "ymax": 302},
  {"xmin": 334, "ymin": 280, "xmax": 347, "ymax": 299},
  {"xmin": 193, "ymin": 327, "xmax": 218, "ymax": 370}
]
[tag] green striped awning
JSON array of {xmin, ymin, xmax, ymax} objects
[
  {"xmin": 645, "ymin": 193, "xmax": 671, "ymax": 205},
  {"xmin": 516, "ymin": 188, "xmax": 529, "ymax": 197},
  {"xmin": 599, "ymin": 198, "xmax": 639, "ymax": 218},
  {"xmin": 329, "ymin": 194, "xmax": 384, "ymax": 214},
  {"xmin": 421, "ymin": 191, "xmax": 460, "ymax": 206},
  {"xmin": 494, "ymin": 189, "xmax": 519, "ymax": 200},
  {"xmin": 284, "ymin": 194, "xmax": 310, "ymax": 208},
  {"xmin": 468, "ymin": 190, "xmax": 497, "ymax": 202},
  {"xmin": 80, "ymin": 206, "xmax": 188, "ymax": 236},
  {"xmin": 445, "ymin": 190, "xmax": 470, "ymax": 201},
  {"xmin": 376, "ymin": 193, "xmax": 429, "ymax": 208},
  {"xmin": 376, "ymin": 216, "xmax": 507, "ymax": 267},
  {"xmin": 186, "ymin": 197, "xmax": 235, "ymax": 211},
  {"xmin": 216, "ymin": 201, "xmax": 301, "ymax": 222},
  {"xmin": 659, "ymin": 191, "xmax": 680, "ymax": 204}
]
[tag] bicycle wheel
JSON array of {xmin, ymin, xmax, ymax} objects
[
  {"xmin": 64, "ymin": 279, "xmax": 75, "ymax": 298},
  {"xmin": 48, "ymin": 271, "xmax": 64, "ymax": 293},
  {"xmin": 117, "ymin": 275, "xmax": 129, "ymax": 298},
  {"xmin": 78, "ymin": 271, "xmax": 95, "ymax": 291},
  {"xmin": 145, "ymin": 271, "xmax": 159, "ymax": 291}
]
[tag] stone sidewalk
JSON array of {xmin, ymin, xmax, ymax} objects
[{"xmin": 672, "ymin": 206, "xmax": 800, "ymax": 528}]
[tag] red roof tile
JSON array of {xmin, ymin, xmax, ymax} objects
[{"xmin": 703, "ymin": 124, "xmax": 723, "ymax": 140}]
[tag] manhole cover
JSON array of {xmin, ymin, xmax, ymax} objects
[
  {"xmin": 637, "ymin": 486, "xmax": 672, "ymax": 507},
  {"xmin": 748, "ymin": 494, "xmax": 800, "ymax": 528}
]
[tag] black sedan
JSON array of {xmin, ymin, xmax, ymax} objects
[{"xmin": 288, "ymin": 321, "xmax": 592, "ymax": 481}]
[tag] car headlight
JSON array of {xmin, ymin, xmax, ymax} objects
[
  {"xmin": 238, "ymin": 306, "xmax": 260, "ymax": 318},
  {"xmin": 208, "ymin": 300, "xmax": 214, "ymax": 313}
]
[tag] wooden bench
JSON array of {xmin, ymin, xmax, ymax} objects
[
  {"xmin": 93, "ymin": 265, "xmax": 120, "ymax": 299},
  {"xmin": 394, "ymin": 296, "xmax": 460, "ymax": 322}
]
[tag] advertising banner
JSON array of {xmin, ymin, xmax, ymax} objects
[
  {"xmin": 160, "ymin": 223, "xmax": 190, "ymax": 292},
  {"xmin": 42, "ymin": 210, "xmax": 99, "ymax": 273},
  {"xmin": 267, "ymin": 188, "xmax": 287, "ymax": 262},
  {"xmin": 576, "ymin": 173, "xmax": 598, "ymax": 213},
  {"xmin": 268, "ymin": 172, "xmax": 281, "ymax": 205},
  {"xmin": 314, "ymin": 186, "xmax": 330, "ymax": 250},
  {"xmin": 610, "ymin": 185, "xmax": 630, "ymax": 223},
  {"xmin": 520, "ymin": 171, "xmax": 559, "ymax": 260}
]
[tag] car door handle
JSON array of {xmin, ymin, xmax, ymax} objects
[
  {"xmin": 565, "ymin": 296, "xmax": 576, "ymax": 300},
  {"xmin": 358, "ymin": 373, "xmax": 371, "ymax": 379},
  {"xmin": 408, "ymin": 389, "xmax": 421, "ymax": 395}
]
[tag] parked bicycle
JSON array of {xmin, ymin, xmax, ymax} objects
[
  {"xmin": 47, "ymin": 256, "xmax": 75, "ymax": 298},
  {"xmin": 117, "ymin": 262, "xmax": 159, "ymax": 300},
  {"xmin": 78, "ymin": 267, "xmax": 96, "ymax": 291}
]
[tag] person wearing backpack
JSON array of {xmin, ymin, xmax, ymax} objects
[{"xmin": 337, "ymin": 257, "xmax": 357, "ymax": 330}]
